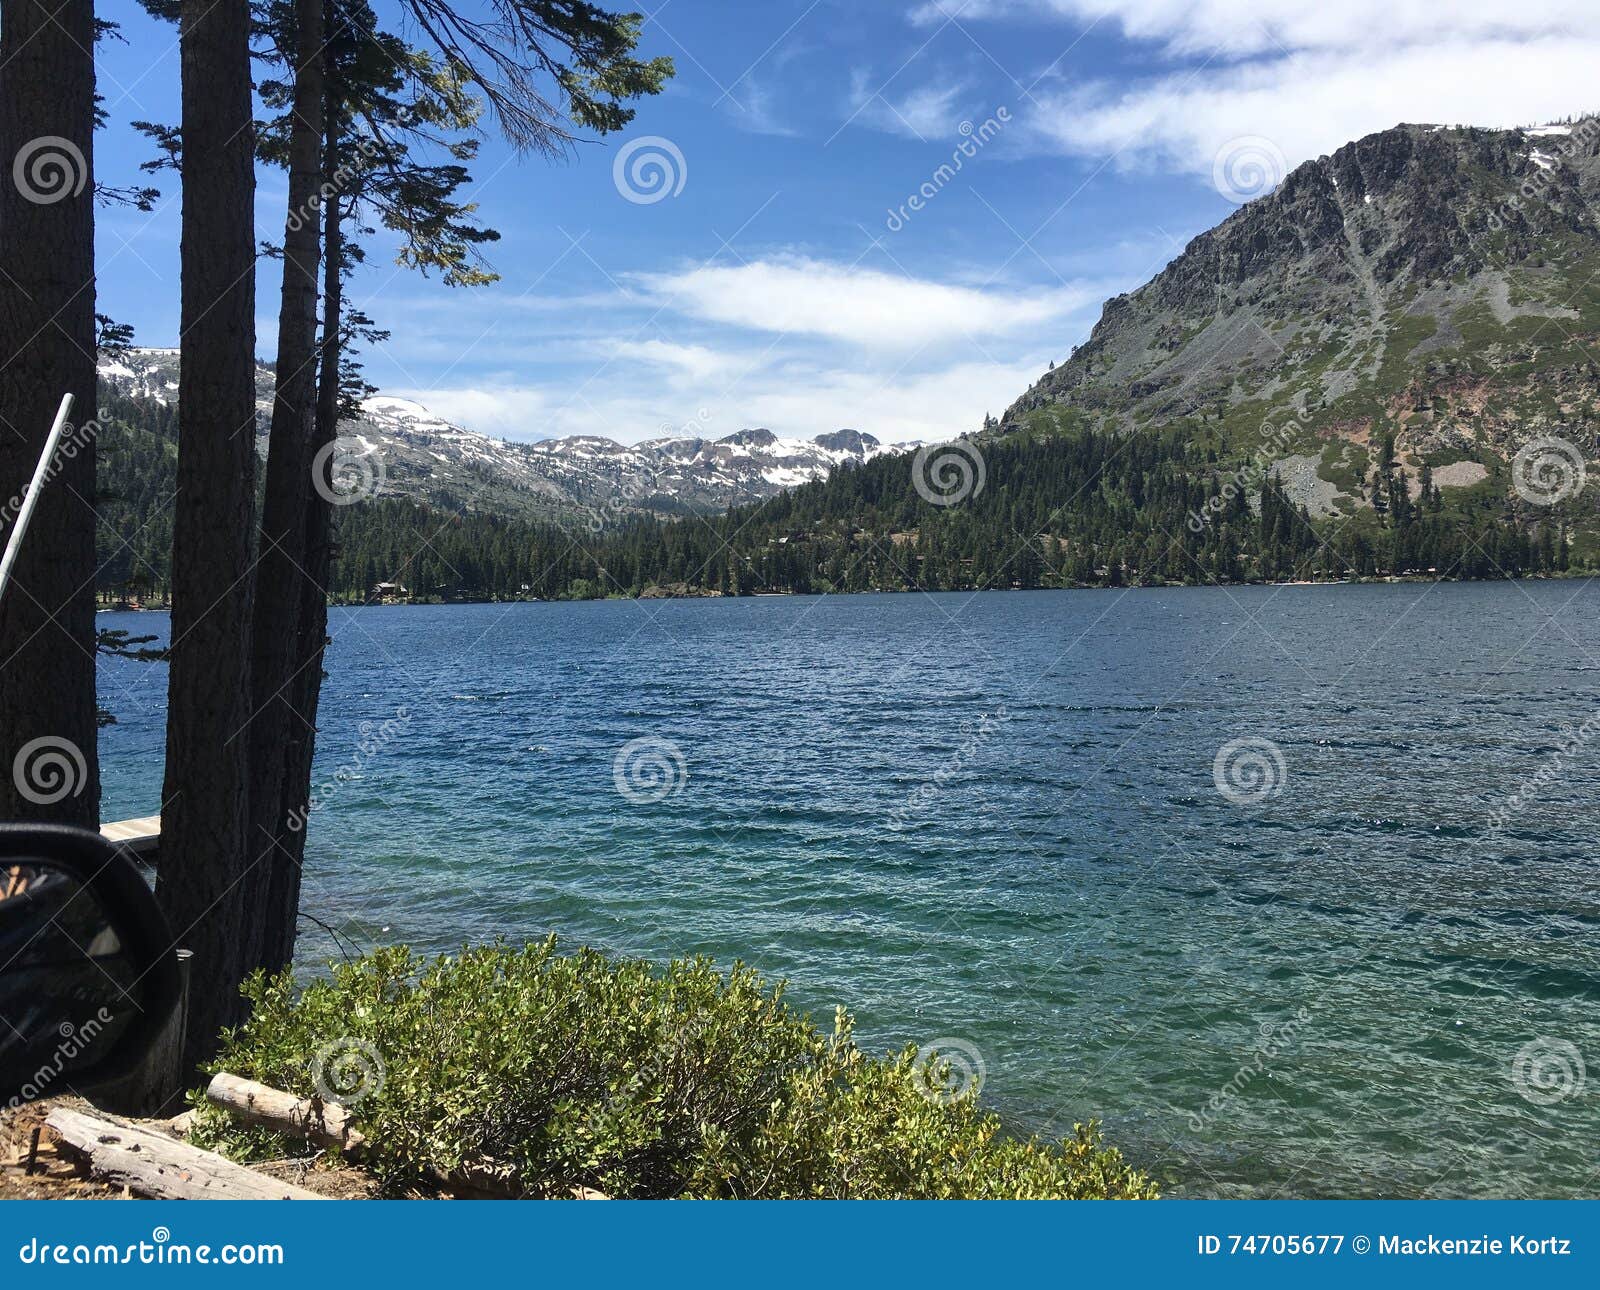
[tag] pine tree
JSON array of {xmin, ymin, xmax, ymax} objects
[
  {"xmin": 244, "ymin": 0, "xmax": 328, "ymax": 976},
  {"xmin": 0, "ymin": 0, "xmax": 101, "ymax": 824},
  {"xmin": 157, "ymin": 0, "xmax": 261, "ymax": 1074},
  {"xmin": 261, "ymin": 0, "xmax": 669, "ymax": 974}
]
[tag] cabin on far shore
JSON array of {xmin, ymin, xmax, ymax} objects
[{"xmin": 371, "ymin": 580, "xmax": 410, "ymax": 604}]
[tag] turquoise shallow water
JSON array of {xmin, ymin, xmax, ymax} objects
[{"xmin": 98, "ymin": 582, "xmax": 1600, "ymax": 1198}]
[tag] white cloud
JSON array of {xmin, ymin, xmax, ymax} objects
[
  {"xmin": 723, "ymin": 79, "xmax": 800, "ymax": 137},
  {"xmin": 1028, "ymin": 37, "xmax": 1600, "ymax": 180},
  {"xmin": 849, "ymin": 70, "xmax": 975, "ymax": 140},
  {"xmin": 924, "ymin": 1, "xmax": 1595, "ymax": 185},
  {"xmin": 725, "ymin": 354, "xmax": 1046, "ymax": 443},
  {"xmin": 914, "ymin": 0, "xmax": 1591, "ymax": 55},
  {"xmin": 399, "ymin": 351, "xmax": 1050, "ymax": 447},
  {"xmin": 372, "ymin": 253, "xmax": 1110, "ymax": 448},
  {"xmin": 608, "ymin": 339, "xmax": 741, "ymax": 384},
  {"xmin": 635, "ymin": 256, "xmax": 1095, "ymax": 351}
]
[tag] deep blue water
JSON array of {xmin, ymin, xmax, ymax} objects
[{"xmin": 98, "ymin": 583, "xmax": 1600, "ymax": 1198}]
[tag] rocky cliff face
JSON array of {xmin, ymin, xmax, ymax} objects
[{"xmin": 1003, "ymin": 120, "xmax": 1600, "ymax": 521}]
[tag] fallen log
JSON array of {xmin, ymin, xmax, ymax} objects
[
  {"xmin": 47, "ymin": 1107, "xmax": 323, "ymax": 1200},
  {"xmin": 204, "ymin": 1073, "xmax": 607, "ymax": 1198},
  {"xmin": 205, "ymin": 1074, "xmax": 367, "ymax": 1156}
]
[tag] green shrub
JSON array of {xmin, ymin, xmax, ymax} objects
[{"xmin": 191, "ymin": 939, "xmax": 1156, "ymax": 1199}]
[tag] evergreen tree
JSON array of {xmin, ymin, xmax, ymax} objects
[
  {"xmin": 0, "ymin": 0, "xmax": 101, "ymax": 824},
  {"xmin": 157, "ymin": 0, "xmax": 261, "ymax": 1074}
]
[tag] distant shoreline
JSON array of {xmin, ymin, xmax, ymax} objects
[{"xmin": 97, "ymin": 572, "xmax": 1598, "ymax": 614}]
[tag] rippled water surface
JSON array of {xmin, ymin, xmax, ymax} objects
[{"xmin": 99, "ymin": 583, "xmax": 1600, "ymax": 1197}]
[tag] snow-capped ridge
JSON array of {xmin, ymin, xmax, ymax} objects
[{"xmin": 97, "ymin": 348, "xmax": 904, "ymax": 524}]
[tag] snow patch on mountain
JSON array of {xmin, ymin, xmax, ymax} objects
[{"xmin": 97, "ymin": 348, "xmax": 904, "ymax": 523}]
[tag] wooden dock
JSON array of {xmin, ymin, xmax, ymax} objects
[{"xmin": 100, "ymin": 814, "xmax": 161, "ymax": 858}]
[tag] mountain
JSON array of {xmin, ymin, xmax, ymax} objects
[
  {"xmin": 1001, "ymin": 120, "xmax": 1600, "ymax": 526},
  {"xmin": 96, "ymin": 348, "xmax": 897, "ymax": 522},
  {"xmin": 510, "ymin": 421, "xmax": 896, "ymax": 518},
  {"xmin": 452, "ymin": 117, "xmax": 1599, "ymax": 603},
  {"xmin": 94, "ymin": 120, "xmax": 1600, "ymax": 602}
]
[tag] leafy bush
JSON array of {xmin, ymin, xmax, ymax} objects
[{"xmin": 191, "ymin": 939, "xmax": 1156, "ymax": 1199}]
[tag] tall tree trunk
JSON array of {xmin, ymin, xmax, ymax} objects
[
  {"xmin": 0, "ymin": 0, "xmax": 100, "ymax": 826},
  {"xmin": 263, "ymin": 102, "xmax": 343, "ymax": 976},
  {"xmin": 156, "ymin": 0, "xmax": 258, "ymax": 1072},
  {"xmin": 245, "ymin": 0, "xmax": 325, "ymax": 973}
]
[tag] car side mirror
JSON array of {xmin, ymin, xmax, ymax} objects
[{"xmin": 0, "ymin": 824, "xmax": 181, "ymax": 1107}]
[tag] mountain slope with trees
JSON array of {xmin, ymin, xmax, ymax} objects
[
  {"xmin": 94, "ymin": 120, "xmax": 1600, "ymax": 606},
  {"xmin": 1005, "ymin": 120, "xmax": 1600, "ymax": 532},
  {"xmin": 309, "ymin": 426, "xmax": 1576, "ymax": 603}
]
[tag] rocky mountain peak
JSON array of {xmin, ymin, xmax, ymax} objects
[
  {"xmin": 722, "ymin": 427, "xmax": 778, "ymax": 448},
  {"xmin": 814, "ymin": 428, "xmax": 880, "ymax": 453},
  {"xmin": 1000, "ymin": 117, "xmax": 1600, "ymax": 524}
]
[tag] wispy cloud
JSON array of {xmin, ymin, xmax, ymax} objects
[
  {"xmin": 1027, "ymin": 37, "xmax": 1600, "ymax": 180},
  {"xmin": 923, "ymin": 0, "xmax": 1600, "ymax": 181},
  {"xmin": 398, "ymin": 351, "xmax": 1055, "ymax": 448},
  {"xmin": 382, "ymin": 254, "xmax": 1108, "ymax": 445},
  {"xmin": 723, "ymin": 78, "xmax": 801, "ymax": 137},
  {"xmin": 635, "ymin": 255, "xmax": 1095, "ymax": 350},
  {"xmin": 847, "ymin": 69, "xmax": 975, "ymax": 141},
  {"xmin": 608, "ymin": 338, "xmax": 743, "ymax": 384},
  {"xmin": 912, "ymin": 0, "xmax": 1590, "ymax": 53}
]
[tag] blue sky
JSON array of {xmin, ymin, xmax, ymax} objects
[{"xmin": 94, "ymin": 0, "xmax": 1600, "ymax": 445}]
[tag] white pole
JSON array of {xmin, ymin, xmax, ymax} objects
[{"xmin": 0, "ymin": 392, "xmax": 76, "ymax": 608}]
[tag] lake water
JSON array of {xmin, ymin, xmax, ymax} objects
[{"xmin": 98, "ymin": 583, "xmax": 1600, "ymax": 1198}]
